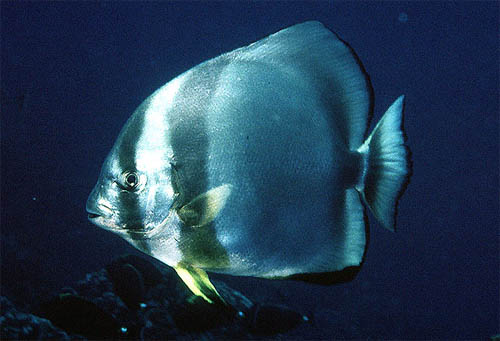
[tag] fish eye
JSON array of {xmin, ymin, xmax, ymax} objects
[
  {"xmin": 122, "ymin": 171, "xmax": 140, "ymax": 190},
  {"xmin": 126, "ymin": 173, "xmax": 138, "ymax": 186}
]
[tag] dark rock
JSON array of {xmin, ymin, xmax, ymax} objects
[
  {"xmin": 36, "ymin": 293, "xmax": 128, "ymax": 339},
  {"xmin": 106, "ymin": 254, "xmax": 166, "ymax": 289},
  {"xmin": 2, "ymin": 255, "xmax": 310, "ymax": 340},
  {"xmin": 171, "ymin": 295, "xmax": 235, "ymax": 332},
  {"xmin": 146, "ymin": 283, "xmax": 171, "ymax": 306},
  {"xmin": 75, "ymin": 269, "xmax": 113, "ymax": 300},
  {"xmin": 59, "ymin": 287, "xmax": 78, "ymax": 296},
  {"xmin": 140, "ymin": 307, "xmax": 178, "ymax": 340},
  {"xmin": 107, "ymin": 262, "xmax": 145, "ymax": 310},
  {"xmin": 73, "ymin": 270, "xmax": 128, "ymax": 321},
  {"xmin": 0, "ymin": 296, "xmax": 72, "ymax": 340}
]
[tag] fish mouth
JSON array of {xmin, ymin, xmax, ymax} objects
[
  {"xmin": 86, "ymin": 210, "xmax": 123, "ymax": 232},
  {"xmin": 86, "ymin": 206, "xmax": 143, "ymax": 233},
  {"xmin": 86, "ymin": 207, "xmax": 106, "ymax": 220},
  {"xmin": 86, "ymin": 200, "xmax": 114, "ymax": 220},
  {"xmin": 86, "ymin": 203, "xmax": 120, "ymax": 230}
]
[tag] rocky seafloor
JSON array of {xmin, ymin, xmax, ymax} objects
[{"xmin": 1, "ymin": 255, "xmax": 317, "ymax": 340}]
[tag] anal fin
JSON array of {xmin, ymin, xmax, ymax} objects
[
  {"xmin": 174, "ymin": 263, "xmax": 225, "ymax": 305},
  {"xmin": 278, "ymin": 189, "xmax": 368, "ymax": 285}
]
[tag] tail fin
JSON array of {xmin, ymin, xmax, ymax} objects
[{"xmin": 356, "ymin": 95, "xmax": 411, "ymax": 231}]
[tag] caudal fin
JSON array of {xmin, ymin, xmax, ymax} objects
[{"xmin": 357, "ymin": 95, "xmax": 411, "ymax": 231}]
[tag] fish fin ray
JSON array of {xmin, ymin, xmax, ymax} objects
[
  {"xmin": 174, "ymin": 263, "xmax": 225, "ymax": 305},
  {"xmin": 339, "ymin": 188, "xmax": 369, "ymax": 268},
  {"xmin": 313, "ymin": 188, "xmax": 367, "ymax": 273},
  {"xmin": 357, "ymin": 95, "xmax": 411, "ymax": 231},
  {"xmin": 178, "ymin": 184, "xmax": 232, "ymax": 227}
]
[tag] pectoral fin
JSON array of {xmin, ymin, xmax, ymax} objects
[
  {"xmin": 177, "ymin": 184, "xmax": 232, "ymax": 227},
  {"xmin": 174, "ymin": 263, "xmax": 225, "ymax": 305}
]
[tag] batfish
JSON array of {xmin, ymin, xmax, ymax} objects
[{"xmin": 86, "ymin": 21, "xmax": 411, "ymax": 304}]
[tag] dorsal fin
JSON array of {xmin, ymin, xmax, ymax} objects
[{"xmin": 227, "ymin": 21, "xmax": 374, "ymax": 150}]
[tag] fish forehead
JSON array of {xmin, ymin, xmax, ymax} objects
[
  {"xmin": 133, "ymin": 76, "xmax": 183, "ymax": 173},
  {"xmin": 113, "ymin": 75, "xmax": 185, "ymax": 175}
]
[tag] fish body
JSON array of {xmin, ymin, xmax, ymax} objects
[{"xmin": 87, "ymin": 21, "xmax": 411, "ymax": 302}]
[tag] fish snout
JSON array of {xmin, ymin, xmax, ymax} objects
[
  {"xmin": 86, "ymin": 187, "xmax": 115, "ymax": 221},
  {"xmin": 86, "ymin": 198, "xmax": 120, "ymax": 231},
  {"xmin": 87, "ymin": 212, "xmax": 100, "ymax": 219},
  {"xmin": 86, "ymin": 201, "xmax": 103, "ymax": 221},
  {"xmin": 86, "ymin": 201, "xmax": 114, "ymax": 219}
]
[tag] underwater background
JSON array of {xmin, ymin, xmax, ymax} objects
[{"xmin": 1, "ymin": 1, "xmax": 498, "ymax": 339}]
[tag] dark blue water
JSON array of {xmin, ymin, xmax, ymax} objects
[{"xmin": 1, "ymin": 2, "xmax": 498, "ymax": 338}]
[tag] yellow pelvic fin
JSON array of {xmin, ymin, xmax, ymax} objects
[
  {"xmin": 177, "ymin": 184, "xmax": 232, "ymax": 227},
  {"xmin": 174, "ymin": 263, "xmax": 225, "ymax": 305}
]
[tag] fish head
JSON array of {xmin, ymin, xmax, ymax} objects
[
  {"xmin": 86, "ymin": 153, "xmax": 179, "ymax": 235},
  {"xmin": 86, "ymin": 100, "xmax": 180, "ymax": 239}
]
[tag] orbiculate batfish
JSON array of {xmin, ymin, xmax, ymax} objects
[{"xmin": 87, "ymin": 21, "xmax": 411, "ymax": 304}]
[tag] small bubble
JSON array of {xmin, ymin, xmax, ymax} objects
[
  {"xmin": 140, "ymin": 302, "xmax": 147, "ymax": 309},
  {"xmin": 120, "ymin": 327, "xmax": 128, "ymax": 333},
  {"xmin": 302, "ymin": 315, "xmax": 309, "ymax": 322},
  {"xmin": 398, "ymin": 12, "xmax": 408, "ymax": 23},
  {"xmin": 32, "ymin": 197, "xmax": 37, "ymax": 201},
  {"xmin": 237, "ymin": 311, "xmax": 245, "ymax": 318}
]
